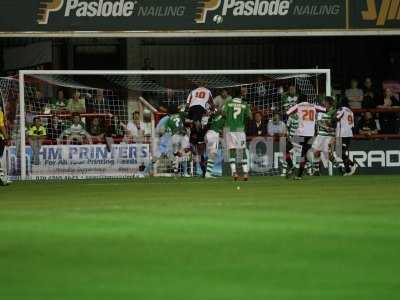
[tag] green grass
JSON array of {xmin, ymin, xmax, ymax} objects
[{"xmin": 1, "ymin": 176, "xmax": 400, "ymax": 300}]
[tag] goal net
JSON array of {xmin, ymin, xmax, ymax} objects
[{"xmin": 0, "ymin": 69, "xmax": 331, "ymax": 180}]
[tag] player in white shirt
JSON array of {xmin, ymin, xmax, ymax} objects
[
  {"xmin": 286, "ymin": 96, "xmax": 326, "ymax": 179},
  {"xmin": 186, "ymin": 83, "xmax": 215, "ymax": 177},
  {"xmin": 336, "ymin": 100, "xmax": 358, "ymax": 176},
  {"xmin": 186, "ymin": 85, "xmax": 214, "ymax": 125}
]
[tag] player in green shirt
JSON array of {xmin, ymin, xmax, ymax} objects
[
  {"xmin": 282, "ymin": 85, "xmax": 299, "ymax": 111},
  {"xmin": 311, "ymin": 96, "xmax": 337, "ymax": 175},
  {"xmin": 165, "ymin": 108, "xmax": 191, "ymax": 177},
  {"xmin": 204, "ymin": 113, "xmax": 225, "ymax": 178},
  {"xmin": 222, "ymin": 95, "xmax": 252, "ymax": 181},
  {"xmin": 282, "ymin": 86, "xmax": 300, "ymax": 177},
  {"xmin": 282, "ymin": 113, "xmax": 299, "ymax": 177},
  {"xmin": 165, "ymin": 113, "xmax": 186, "ymax": 136}
]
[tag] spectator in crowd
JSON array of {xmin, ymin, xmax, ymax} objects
[
  {"xmin": 35, "ymin": 90, "xmax": 50, "ymax": 113},
  {"xmin": 377, "ymin": 88, "xmax": 400, "ymax": 134},
  {"xmin": 25, "ymin": 103, "xmax": 36, "ymax": 128},
  {"xmin": 357, "ymin": 111, "xmax": 379, "ymax": 136},
  {"xmin": 378, "ymin": 88, "xmax": 400, "ymax": 108},
  {"xmin": 241, "ymin": 86, "xmax": 248, "ymax": 101},
  {"xmin": 104, "ymin": 116, "xmax": 125, "ymax": 152},
  {"xmin": 67, "ymin": 91, "xmax": 86, "ymax": 113},
  {"xmin": 267, "ymin": 113, "xmax": 287, "ymax": 137},
  {"xmin": 107, "ymin": 116, "xmax": 125, "ymax": 139},
  {"xmin": 27, "ymin": 117, "xmax": 46, "ymax": 165},
  {"xmin": 256, "ymin": 77, "xmax": 267, "ymax": 99},
  {"xmin": 87, "ymin": 89, "xmax": 108, "ymax": 113},
  {"xmin": 58, "ymin": 114, "xmax": 90, "ymax": 144},
  {"xmin": 345, "ymin": 79, "xmax": 363, "ymax": 109},
  {"xmin": 121, "ymin": 111, "xmax": 145, "ymax": 141},
  {"xmin": 51, "ymin": 89, "xmax": 67, "ymax": 111},
  {"xmin": 362, "ymin": 77, "xmax": 379, "ymax": 109},
  {"xmin": 214, "ymin": 89, "xmax": 232, "ymax": 110},
  {"xmin": 247, "ymin": 111, "xmax": 267, "ymax": 137},
  {"xmin": 151, "ymin": 89, "xmax": 176, "ymax": 113},
  {"xmin": 46, "ymin": 116, "xmax": 64, "ymax": 141},
  {"xmin": 87, "ymin": 117, "xmax": 105, "ymax": 143}
]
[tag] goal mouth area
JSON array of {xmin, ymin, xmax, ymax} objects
[{"xmin": 1, "ymin": 69, "xmax": 332, "ymax": 180}]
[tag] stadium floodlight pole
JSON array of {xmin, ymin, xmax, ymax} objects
[{"xmin": 19, "ymin": 71, "xmax": 26, "ymax": 180}]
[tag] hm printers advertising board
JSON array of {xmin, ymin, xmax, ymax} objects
[
  {"xmin": 5, "ymin": 143, "xmax": 150, "ymax": 180},
  {"xmin": 0, "ymin": 0, "xmax": 398, "ymax": 33}
]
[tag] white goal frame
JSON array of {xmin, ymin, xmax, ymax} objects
[{"xmin": 18, "ymin": 69, "xmax": 332, "ymax": 180}]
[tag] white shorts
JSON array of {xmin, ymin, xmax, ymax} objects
[
  {"xmin": 172, "ymin": 134, "xmax": 190, "ymax": 153},
  {"xmin": 205, "ymin": 130, "xmax": 220, "ymax": 154},
  {"xmin": 225, "ymin": 132, "xmax": 246, "ymax": 150},
  {"xmin": 312, "ymin": 135, "xmax": 334, "ymax": 153}
]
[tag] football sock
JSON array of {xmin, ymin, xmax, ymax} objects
[
  {"xmin": 242, "ymin": 162, "xmax": 249, "ymax": 174},
  {"xmin": 242, "ymin": 148, "xmax": 249, "ymax": 174},
  {"xmin": 173, "ymin": 156, "xmax": 179, "ymax": 174},
  {"xmin": 200, "ymin": 155, "xmax": 206, "ymax": 176},
  {"xmin": 229, "ymin": 149, "xmax": 236, "ymax": 175},
  {"xmin": 297, "ymin": 159, "xmax": 306, "ymax": 177},
  {"xmin": 285, "ymin": 152, "xmax": 293, "ymax": 169},
  {"xmin": 206, "ymin": 158, "xmax": 214, "ymax": 176},
  {"xmin": 182, "ymin": 159, "xmax": 188, "ymax": 175}
]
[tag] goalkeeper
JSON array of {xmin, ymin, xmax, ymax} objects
[
  {"xmin": 0, "ymin": 104, "xmax": 10, "ymax": 186},
  {"xmin": 222, "ymin": 91, "xmax": 252, "ymax": 181}
]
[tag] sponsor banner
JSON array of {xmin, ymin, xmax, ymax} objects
[
  {"xmin": 350, "ymin": 0, "xmax": 400, "ymax": 29},
  {"xmin": 5, "ymin": 143, "xmax": 150, "ymax": 180},
  {"xmin": 349, "ymin": 140, "xmax": 400, "ymax": 174},
  {"xmin": 0, "ymin": 0, "xmax": 346, "ymax": 31},
  {"xmin": 247, "ymin": 138, "xmax": 400, "ymax": 175},
  {"xmin": 1, "ymin": 0, "xmax": 399, "ymax": 32}
]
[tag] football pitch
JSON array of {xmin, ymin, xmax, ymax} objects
[{"xmin": 1, "ymin": 176, "xmax": 400, "ymax": 300}]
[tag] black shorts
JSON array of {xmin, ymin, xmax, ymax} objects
[
  {"xmin": 0, "ymin": 139, "xmax": 5, "ymax": 157},
  {"xmin": 341, "ymin": 137, "xmax": 352, "ymax": 149},
  {"xmin": 190, "ymin": 127, "xmax": 207, "ymax": 145},
  {"xmin": 188, "ymin": 105, "xmax": 206, "ymax": 122},
  {"xmin": 292, "ymin": 136, "xmax": 313, "ymax": 148}
]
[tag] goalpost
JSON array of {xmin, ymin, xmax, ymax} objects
[{"xmin": 1, "ymin": 69, "xmax": 331, "ymax": 180}]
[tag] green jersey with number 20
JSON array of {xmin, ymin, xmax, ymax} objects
[{"xmin": 223, "ymin": 98, "xmax": 251, "ymax": 132}]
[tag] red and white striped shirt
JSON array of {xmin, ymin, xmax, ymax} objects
[
  {"xmin": 287, "ymin": 102, "xmax": 326, "ymax": 137},
  {"xmin": 336, "ymin": 107, "xmax": 354, "ymax": 138},
  {"xmin": 187, "ymin": 87, "xmax": 213, "ymax": 109}
]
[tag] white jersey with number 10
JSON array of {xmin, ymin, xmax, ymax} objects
[
  {"xmin": 287, "ymin": 102, "xmax": 326, "ymax": 137},
  {"xmin": 187, "ymin": 87, "xmax": 213, "ymax": 109},
  {"xmin": 336, "ymin": 107, "xmax": 354, "ymax": 138}
]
